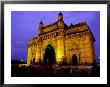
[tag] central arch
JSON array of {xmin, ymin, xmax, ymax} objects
[{"xmin": 44, "ymin": 44, "xmax": 56, "ymax": 64}]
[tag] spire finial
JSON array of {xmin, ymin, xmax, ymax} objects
[
  {"xmin": 40, "ymin": 20, "xmax": 43, "ymax": 24},
  {"xmin": 58, "ymin": 11, "xmax": 63, "ymax": 15},
  {"xmin": 58, "ymin": 11, "xmax": 63, "ymax": 21}
]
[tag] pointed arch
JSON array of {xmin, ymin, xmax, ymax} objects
[
  {"xmin": 72, "ymin": 54, "xmax": 78, "ymax": 65},
  {"xmin": 44, "ymin": 44, "xmax": 56, "ymax": 64}
]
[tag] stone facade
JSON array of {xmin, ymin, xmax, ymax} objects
[{"xmin": 27, "ymin": 12, "xmax": 96, "ymax": 65}]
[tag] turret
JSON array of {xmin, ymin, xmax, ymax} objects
[
  {"xmin": 39, "ymin": 20, "xmax": 43, "ymax": 29},
  {"xmin": 58, "ymin": 12, "xmax": 63, "ymax": 21},
  {"xmin": 38, "ymin": 20, "xmax": 44, "ymax": 34},
  {"xmin": 57, "ymin": 12, "xmax": 64, "ymax": 29}
]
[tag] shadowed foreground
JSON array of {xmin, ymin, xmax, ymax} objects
[{"xmin": 11, "ymin": 64, "xmax": 100, "ymax": 77}]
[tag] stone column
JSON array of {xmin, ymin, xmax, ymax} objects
[
  {"xmin": 35, "ymin": 44, "xmax": 40, "ymax": 63},
  {"xmin": 27, "ymin": 47, "xmax": 32, "ymax": 65},
  {"xmin": 56, "ymin": 36, "xmax": 64, "ymax": 64}
]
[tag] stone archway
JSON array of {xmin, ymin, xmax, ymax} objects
[
  {"xmin": 44, "ymin": 44, "xmax": 56, "ymax": 64},
  {"xmin": 72, "ymin": 54, "xmax": 78, "ymax": 65}
]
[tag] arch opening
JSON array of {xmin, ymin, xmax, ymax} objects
[
  {"xmin": 44, "ymin": 44, "xmax": 56, "ymax": 64},
  {"xmin": 72, "ymin": 54, "xmax": 78, "ymax": 65}
]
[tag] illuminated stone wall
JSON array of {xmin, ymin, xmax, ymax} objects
[
  {"xmin": 27, "ymin": 13, "xmax": 96, "ymax": 65},
  {"xmin": 65, "ymin": 30, "xmax": 96, "ymax": 65}
]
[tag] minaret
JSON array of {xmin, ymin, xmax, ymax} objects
[{"xmin": 38, "ymin": 20, "xmax": 44, "ymax": 34}]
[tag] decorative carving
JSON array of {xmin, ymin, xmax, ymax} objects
[{"xmin": 27, "ymin": 12, "xmax": 96, "ymax": 65}]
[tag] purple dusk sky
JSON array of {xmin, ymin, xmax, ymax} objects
[{"xmin": 11, "ymin": 11, "xmax": 100, "ymax": 63}]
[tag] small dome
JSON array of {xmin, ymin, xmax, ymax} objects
[
  {"xmin": 69, "ymin": 23, "xmax": 73, "ymax": 27},
  {"xmin": 39, "ymin": 20, "xmax": 43, "ymax": 24},
  {"xmin": 58, "ymin": 12, "xmax": 63, "ymax": 21},
  {"xmin": 58, "ymin": 12, "xmax": 63, "ymax": 15},
  {"xmin": 70, "ymin": 23, "xmax": 73, "ymax": 26}
]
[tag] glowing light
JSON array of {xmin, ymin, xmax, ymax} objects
[{"xmin": 20, "ymin": 60, "xmax": 23, "ymax": 62}]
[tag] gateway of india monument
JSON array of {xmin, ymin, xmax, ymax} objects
[{"xmin": 27, "ymin": 12, "xmax": 96, "ymax": 65}]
